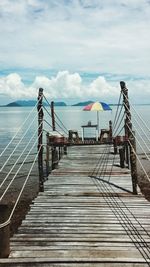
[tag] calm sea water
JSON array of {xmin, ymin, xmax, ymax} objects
[
  {"xmin": 0, "ymin": 105, "xmax": 150, "ymax": 203},
  {"xmin": 0, "ymin": 105, "xmax": 150, "ymax": 155}
]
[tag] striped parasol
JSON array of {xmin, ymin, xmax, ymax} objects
[{"xmin": 83, "ymin": 101, "xmax": 111, "ymax": 133}]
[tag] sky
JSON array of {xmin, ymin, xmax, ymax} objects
[{"xmin": 0, "ymin": 0, "xmax": 150, "ymax": 104}]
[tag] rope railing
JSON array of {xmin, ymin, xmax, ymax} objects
[
  {"xmin": 126, "ymin": 116, "xmax": 150, "ymax": 161},
  {"xmin": 128, "ymin": 139, "xmax": 150, "ymax": 182},
  {"xmin": 123, "ymin": 101, "xmax": 150, "ymax": 151},
  {"xmin": 43, "ymin": 94, "xmax": 69, "ymax": 136},
  {"xmin": 114, "ymin": 125, "xmax": 124, "ymax": 137},
  {"xmin": 112, "ymin": 93, "xmax": 124, "ymax": 133},
  {"xmin": 113, "ymin": 111, "xmax": 125, "ymax": 137},
  {"xmin": 44, "ymin": 119, "xmax": 63, "ymax": 136},
  {"xmin": 0, "ymin": 106, "xmax": 42, "ymax": 172},
  {"xmin": 0, "ymin": 98, "xmax": 41, "ymax": 158},
  {"xmin": 121, "ymin": 90, "xmax": 150, "ymax": 137},
  {"xmin": 0, "ymin": 121, "xmax": 43, "ymax": 189},
  {"xmin": 0, "ymin": 145, "xmax": 42, "ymax": 229},
  {"xmin": 43, "ymin": 104, "xmax": 68, "ymax": 136},
  {"xmin": 0, "ymin": 87, "xmax": 69, "ymax": 250},
  {"xmin": 112, "ymin": 92, "xmax": 122, "ymax": 131},
  {"xmin": 0, "ymin": 131, "xmax": 43, "ymax": 202},
  {"xmin": 54, "ymin": 111, "xmax": 69, "ymax": 133}
]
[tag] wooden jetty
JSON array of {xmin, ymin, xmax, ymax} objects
[{"xmin": 1, "ymin": 144, "xmax": 150, "ymax": 266}]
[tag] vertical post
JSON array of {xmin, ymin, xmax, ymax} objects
[
  {"xmin": 51, "ymin": 101, "xmax": 55, "ymax": 131},
  {"xmin": 37, "ymin": 88, "xmax": 44, "ymax": 192},
  {"xmin": 0, "ymin": 205, "xmax": 10, "ymax": 258},
  {"xmin": 59, "ymin": 146, "xmax": 61, "ymax": 160},
  {"xmin": 124, "ymin": 118, "xmax": 129, "ymax": 168},
  {"xmin": 119, "ymin": 147, "xmax": 125, "ymax": 168},
  {"xmin": 120, "ymin": 81, "xmax": 138, "ymax": 194},
  {"xmin": 68, "ymin": 130, "xmax": 72, "ymax": 143},
  {"xmin": 113, "ymin": 137, "xmax": 118, "ymax": 154},
  {"xmin": 109, "ymin": 120, "xmax": 112, "ymax": 142},
  {"xmin": 64, "ymin": 145, "xmax": 67, "ymax": 155},
  {"xmin": 46, "ymin": 132, "xmax": 50, "ymax": 177},
  {"xmin": 51, "ymin": 146, "xmax": 58, "ymax": 170}
]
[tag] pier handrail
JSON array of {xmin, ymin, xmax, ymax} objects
[
  {"xmin": 0, "ymin": 106, "xmax": 42, "ymax": 172},
  {"xmin": 0, "ymin": 145, "xmax": 42, "ymax": 229},
  {"xmin": 0, "ymin": 98, "xmax": 41, "ymax": 158},
  {"xmin": 0, "ymin": 82, "xmax": 150, "ymax": 259},
  {"xmin": 112, "ymin": 81, "xmax": 150, "ymax": 193},
  {"xmin": 43, "ymin": 94, "xmax": 69, "ymax": 136},
  {"xmin": 122, "ymin": 91, "xmax": 150, "ymax": 147},
  {"xmin": 0, "ymin": 88, "xmax": 69, "ymax": 235}
]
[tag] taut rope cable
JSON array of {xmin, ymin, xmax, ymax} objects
[
  {"xmin": 113, "ymin": 111, "xmax": 125, "ymax": 137},
  {"xmin": 126, "ymin": 122, "xmax": 150, "ymax": 162},
  {"xmin": 43, "ymin": 106, "xmax": 68, "ymax": 135},
  {"xmin": 113, "ymin": 104, "xmax": 124, "ymax": 134},
  {"xmin": 43, "ymin": 105, "xmax": 52, "ymax": 118},
  {"xmin": 0, "ymin": 145, "xmax": 42, "ymax": 229},
  {"xmin": 128, "ymin": 139, "xmax": 150, "ymax": 182},
  {"xmin": 43, "ymin": 120, "xmax": 52, "ymax": 130},
  {"xmin": 112, "ymin": 92, "xmax": 122, "ymax": 131},
  {"xmin": 54, "ymin": 112, "xmax": 69, "ymax": 133},
  {"xmin": 0, "ymin": 98, "xmax": 41, "ymax": 158},
  {"xmin": 0, "ymin": 106, "xmax": 42, "ymax": 172},
  {"xmin": 123, "ymin": 101, "xmax": 150, "ymax": 151},
  {"xmin": 44, "ymin": 119, "xmax": 64, "ymax": 136},
  {"xmin": 55, "ymin": 121, "xmax": 68, "ymax": 136},
  {"xmin": 43, "ymin": 95, "xmax": 69, "ymax": 134},
  {"xmin": 0, "ymin": 121, "xmax": 43, "ymax": 188},
  {"xmin": 121, "ymin": 90, "xmax": 150, "ymax": 133},
  {"xmin": 0, "ymin": 131, "xmax": 42, "ymax": 201},
  {"xmin": 114, "ymin": 125, "xmax": 124, "ymax": 137},
  {"xmin": 43, "ymin": 94, "xmax": 51, "ymax": 107}
]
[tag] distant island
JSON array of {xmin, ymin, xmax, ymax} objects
[
  {"xmin": 2, "ymin": 100, "xmax": 147, "ymax": 108},
  {"xmin": 72, "ymin": 100, "xmax": 94, "ymax": 106},
  {"xmin": 6, "ymin": 102, "xmax": 21, "ymax": 107},
  {"xmin": 2, "ymin": 100, "xmax": 67, "ymax": 107}
]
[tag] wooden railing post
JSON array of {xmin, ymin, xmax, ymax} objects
[
  {"xmin": 109, "ymin": 120, "xmax": 112, "ymax": 142},
  {"xmin": 46, "ymin": 132, "xmax": 50, "ymax": 177},
  {"xmin": 120, "ymin": 81, "xmax": 138, "ymax": 194},
  {"xmin": 51, "ymin": 146, "xmax": 58, "ymax": 170},
  {"xmin": 37, "ymin": 88, "xmax": 44, "ymax": 192},
  {"xmin": 119, "ymin": 146, "xmax": 125, "ymax": 168},
  {"xmin": 113, "ymin": 138, "xmax": 118, "ymax": 154},
  {"xmin": 64, "ymin": 145, "xmax": 67, "ymax": 155},
  {"xmin": 0, "ymin": 205, "xmax": 10, "ymax": 258},
  {"xmin": 51, "ymin": 101, "xmax": 56, "ymax": 131},
  {"xmin": 124, "ymin": 118, "xmax": 129, "ymax": 168}
]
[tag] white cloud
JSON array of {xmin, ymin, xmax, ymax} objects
[
  {"xmin": 0, "ymin": 71, "xmax": 119, "ymax": 101},
  {"xmin": 0, "ymin": 73, "xmax": 36, "ymax": 99},
  {"xmin": 0, "ymin": 0, "xmax": 150, "ymax": 75},
  {"xmin": 0, "ymin": 71, "xmax": 150, "ymax": 104}
]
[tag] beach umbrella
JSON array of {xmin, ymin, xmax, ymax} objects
[{"xmin": 83, "ymin": 101, "xmax": 112, "ymax": 133}]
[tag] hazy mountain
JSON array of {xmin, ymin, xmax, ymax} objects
[
  {"xmin": 4, "ymin": 100, "xmax": 67, "ymax": 107},
  {"xmin": 72, "ymin": 100, "xmax": 94, "ymax": 106}
]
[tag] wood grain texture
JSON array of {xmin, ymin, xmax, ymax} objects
[{"xmin": 1, "ymin": 144, "xmax": 150, "ymax": 266}]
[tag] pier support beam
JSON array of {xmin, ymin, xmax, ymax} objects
[
  {"xmin": 37, "ymin": 88, "xmax": 44, "ymax": 192},
  {"xmin": 120, "ymin": 81, "xmax": 138, "ymax": 194},
  {"xmin": 0, "ymin": 205, "xmax": 10, "ymax": 258}
]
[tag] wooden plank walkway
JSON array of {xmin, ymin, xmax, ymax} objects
[{"xmin": 1, "ymin": 144, "xmax": 150, "ymax": 266}]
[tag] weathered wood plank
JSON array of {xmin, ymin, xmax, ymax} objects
[{"xmin": 2, "ymin": 144, "xmax": 149, "ymax": 266}]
